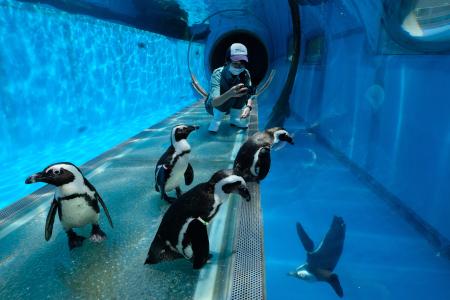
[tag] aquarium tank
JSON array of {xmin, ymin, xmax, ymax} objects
[{"xmin": 0, "ymin": 0, "xmax": 449, "ymax": 299}]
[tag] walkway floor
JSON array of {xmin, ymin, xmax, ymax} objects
[{"xmin": 0, "ymin": 101, "xmax": 251, "ymax": 299}]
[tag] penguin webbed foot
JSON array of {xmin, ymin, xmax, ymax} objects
[
  {"xmin": 67, "ymin": 230, "xmax": 86, "ymax": 250},
  {"xmin": 327, "ymin": 273, "xmax": 344, "ymax": 298},
  {"xmin": 90, "ymin": 224, "xmax": 107, "ymax": 242},
  {"xmin": 192, "ymin": 258, "xmax": 207, "ymax": 269},
  {"xmin": 162, "ymin": 193, "xmax": 177, "ymax": 204},
  {"xmin": 175, "ymin": 187, "xmax": 183, "ymax": 198},
  {"xmin": 191, "ymin": 253, "xmax": 213, "ymax": 270}
]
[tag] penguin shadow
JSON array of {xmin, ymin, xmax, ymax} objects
[
  {"xmin": 148, "ymin": 257, "xmax": 203, "ymax": 273},
  {"xmin": 145, "ymin": 248, "xmax": 232, "ymax": 274}
]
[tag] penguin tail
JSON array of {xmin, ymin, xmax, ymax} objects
[
  {"xmin": 144, "ymin": 254, "xmax": 159, "ymax": 265},
  {"xmin": 145, "ymin": 236, "xmax": 164, "ymax": 265},
  {"xmin": 327, "ymin": 273, "xmax": 344, "ymax": 298}
]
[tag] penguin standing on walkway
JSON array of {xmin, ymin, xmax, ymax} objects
[
  {"xmin": 155, "ymin": 124, "xmax": 199, "ymax": 203},
  {"xmin": 233, "ymin": 127, "xmax": 294, "ymax": 183},
  {"xmin": 25, "ymin": 162, "xmax": 113, "ymax": 250},
  {"xmin": 145, "ymin": 169, "xmax": 251, "ymax": 269},
  {"xmin": 289, "ymin": 216, "xmax": 346, "ymax": 298}
]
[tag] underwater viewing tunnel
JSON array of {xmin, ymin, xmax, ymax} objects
[{"xmin": 1, "ymin": 0, "xmax": 450, "ymax": 299}]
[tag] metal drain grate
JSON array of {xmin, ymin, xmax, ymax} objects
[{"xmin": 229, "ymin": 103, "xmax": 266, "ymax": 300}]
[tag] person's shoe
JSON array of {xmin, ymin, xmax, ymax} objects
[
  {"xmin": 229, "ymin": 108, "xmax": 249, "ymax": 129},
  {"xmin": 208, "ymin": 120, "xmax": 221, "ymax": 132},
  {"xmin": 208, "ymin": 108, "xmax": 225, "ymax": 133}
]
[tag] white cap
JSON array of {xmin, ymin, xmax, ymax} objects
[{"xmin": 230, "ymin": 43, "xmax": 248, "ymax": 62}]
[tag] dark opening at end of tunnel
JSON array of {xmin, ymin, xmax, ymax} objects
[{"xmin": 209, "ymin": 31, "xmax": 269, "ymax": 86}]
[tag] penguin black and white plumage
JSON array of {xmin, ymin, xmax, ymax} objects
[
  {"xmin": 25, "ymin": 162, "xmax": 113, "ymax": 250},
  {"xmin": 155, "ymin": 124, "xmax": 199, "ymax": 203},
  {"xmin": 289, "ymin": 216, "xmax": 346, "ymax": 298},
  {"xmin": 233, "ymin": 127, "xmax": 294, "ymax": 183},
  {"xmin": 145, "ymin": 169, "xmax": 251, "ymax": 269}
]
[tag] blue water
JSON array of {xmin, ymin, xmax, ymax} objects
[
  {"xmin": 0, "ymin": 0, "xmax": 206, "ymax": 208},
  {"xmin": 255, "ymin": 2, "xmax": 450, "ymax": 297},
  {"xmin": 261, "ymin": 122, "xmax": 450, "ymax": 299}
]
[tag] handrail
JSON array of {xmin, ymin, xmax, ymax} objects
[
  {"xmin": 255, "ymin": 69, "xmax": 276, "ymax": 97},
  {"xmin": 265, "ymin": 0, "xmax": 301, "ymax": 129},
  {"xmin": 191, "ymin": 73, "xmax": 208, "ymax": 97}
]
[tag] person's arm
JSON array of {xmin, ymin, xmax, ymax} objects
[
  {"xmin": 210, "ymin": 69, "xmax": 248, "ymax": 107},
  {"xmin": 240, "ymin": 96, "xmax": 255, "ymax": 119},
  {"xmin": 240, "ymin": 71, "xmax": 255, "ymax": 118},
  {"xmin": 212, "ymin": 84, "xmax": 248, "ymax": 107}
]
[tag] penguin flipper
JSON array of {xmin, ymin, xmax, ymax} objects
[
  {"xmin": 327, "ymin": 273, "xmax": 344, "ymax": 298},
  {"xmin": 160, "ymin": 247, "xmax": 184, "ymax": 261},
  {"xmin": 188, "ymin": 219, "xmax": 210, "ymax": 269},
  {"xmin": 256, "ymin": 146, "xmax": 271, "ymax": 181},
  {"xmin": 156, "ymin": 164, "xmax": 169, "ymax": 195},
  {"xmin": 95, "ymin": 193, "xmax": 114, "ymax": 228},
  {"xmin": 233, "ymin": 142, "xmax": 255, "ymax": 177},
  {"xmin": 310, "ymin": 216, "xmax": 345, "ymax": 271},
  {"xmin": 184, "ymin": 163, "xmax": 194, "ymax": 185},
  {"xmin": 296, "ymin": 222, "xmax": 315, "ymax": 252},
  {"xmin": 45, "ymin": 198, "xmax": 59, "ymax": 241},
  {"xmin": 83, "ymin": 177, "xmax": 113, "ymax": 228}
]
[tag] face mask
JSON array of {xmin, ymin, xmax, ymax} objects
[{"xmin": 229, "ymin": 65, "xmax": 244, "ymax": 75}]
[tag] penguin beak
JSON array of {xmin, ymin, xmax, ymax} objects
[
  {"xmin": 287, "ymin": 271, "xmax": 297, "ymax": 277},
  {"xmin": 187, "ymin": 125, "xmax": 199, "ymax": 133},
  {"xmin": 238, "ymin": 185, "xmax": 251, "ymax": 202},
  {"xmin": 283, "ymin": 135, "xmax": 294, "ymax": 145},
  {"xmin": 184, "ymin": 125, "xmax": 199, "ymax": 137},
  {"xmin": 25, "ymin": 172, "xmax": 48, "ymax": 184}
]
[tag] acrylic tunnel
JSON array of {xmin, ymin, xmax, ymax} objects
[{"xmin": 0, "ymin": 0, "xmax": 450, "ymax": 299}]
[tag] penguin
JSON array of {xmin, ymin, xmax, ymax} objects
[
  {"xmin": 233, "ymin": 127, "xmax": 294, "ymax": 183},
  {"xmin": 25, "ymin": 162, "xmax": 113, "ymax": 250},
  {"xmin": 288, "ymin": 216, "xmax": 346, "ymax": 298},
  {"xmin": 155, "ymin": 124, "xmax": 199, "ymax": 203},
  {"xmin": 145, "ymin": 169, "xmax": 251, "ymax": 269}
]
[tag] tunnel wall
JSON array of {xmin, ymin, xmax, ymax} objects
[
  {"xmin": 0, "ymin": 0, "xmax": 207, "ymax": 206},
  {"xmin": 287, "ymin": 0, "xmax": 450, "ymax": 240}
]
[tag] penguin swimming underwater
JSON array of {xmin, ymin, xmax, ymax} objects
[
  {"xmin": 25, "ymin": 162, "xmax": 113, "ymax": 250},
  {"xmin": 233, "ymin": 127, "xmax": 294, "ymax": 183},
  {"xmin": 145, "ymin": 169, "xmax": 251, "ymax": 269},
  {"xmin": 289, "ymin": 216, "xmax": 346, "ymax": 298},
  {"xmin": 155, "ymin": 124, "xmax": 199, "ymax": 203}
]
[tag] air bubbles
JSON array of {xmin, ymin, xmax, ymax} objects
[
  {"xmin": 365, "ymin": 84, "xmax": 385, "ymax": 112},
  {"xmin": 301, "ymin": 148, "xmax": 317, "ymax": 168}
]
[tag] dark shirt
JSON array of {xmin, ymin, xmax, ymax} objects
[{"xmin": 208, "ymin": 65, "xmax": 252, "ymax": 112}]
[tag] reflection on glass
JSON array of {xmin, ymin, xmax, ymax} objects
[{"xmin": 401, "ymin": 0, "xmax": 450, "ymax": 41}]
